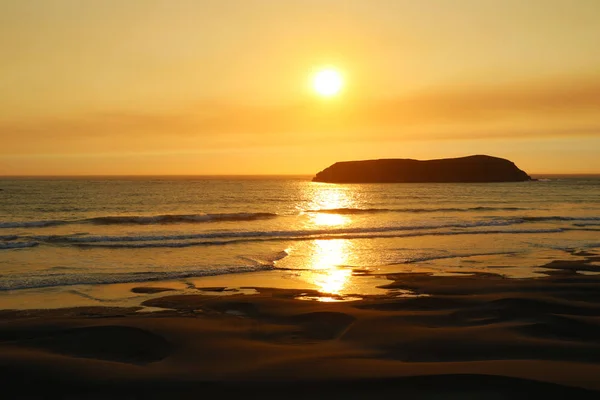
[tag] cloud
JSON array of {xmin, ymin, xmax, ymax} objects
[{"xmin": 1, "ymin": 75, "xmax": 599, "ymax": 155}]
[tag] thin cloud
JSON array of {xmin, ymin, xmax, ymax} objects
[{"xmin": 2, "ymin": 76, "xmax": 599, "ymax": 155}]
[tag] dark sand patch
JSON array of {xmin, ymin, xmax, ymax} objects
[
  {"xmin": 131, "ymin": 287, "xmax": 176, "ymax": 294},
  {"xmin": 197, "ymin": 286, "xmax": 239, "ymax": 292},
  {"xmin": 4, "ymin": 325, "xmax": 170, "ymax": 364},
  {"xmin": 0, "ymin": 306, "xmax": 142, "ymax": 320}
]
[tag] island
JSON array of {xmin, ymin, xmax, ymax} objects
[{"xmin": 312, "ymin": 155, "xmax": 532, "ymax": 183}]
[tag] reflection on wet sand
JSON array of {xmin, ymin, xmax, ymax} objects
[
  {"xmin": 294, "ymin": 239, "xmax": 390, "ymax": 301},
  {"xmin": 307, "ymin": 239, "xmax": 352, "ymax": 295}
]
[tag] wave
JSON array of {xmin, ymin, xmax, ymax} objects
[
  {"xmin": 0, "ymin": 235, "xmax": 18, "ymax": 241},
  {"xmin": 71, "ymin": 227, "xmax": 564, "ymax": 249},
  {"xmin": 238, "ymin": 250, "xmax": 289, "ymax": 267},
  {"xmin": 573, "ymin": 222, "xmax": 600, "ymax": 226},
  {"xmin": 35, "ymin": 219, "xmax": 524, "ymax": 245},
  {"xmin": 521, "ymin": 216, "xmax": 600, "ymax": 222},
  {"xmin": 3, "ymin": 211, "xmax": 594, "ymax": 230},
  {"xmin": 0, "ymin": 241, "xmax": 39, "ymax": 250},
  {"xmin": 86, "ymin": 212, "xmax": 277, "ymax": 225},
  {"xmin": 0, "ymin": 264, "xmax": 273, "ymax": 291},
  {"xmin": 402, "ymin": 251, "xmax": 518, "ymax": 264},
  {"xmin": 0, "ymin": 220, "xmax": 66, "ymax": 228},
  {"xmin": 0, "ymin": 212, "xmax": 278, "ymax": 229},
  {"xmin": 305, "ymin": 208, "xmax": 391, "ymax": 214},
  {"xmin": 304, "ymin": 206, "xmax": 530, "ymax": 215}
]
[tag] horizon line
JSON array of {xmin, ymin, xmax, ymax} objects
[{"xmin": 2, "ymin": 173, "xmax": 600, "ymax": 179}]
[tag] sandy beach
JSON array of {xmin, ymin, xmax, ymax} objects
[{"xmin": 2, "ymin": 253, "xmax": 600, "ymax": 399}]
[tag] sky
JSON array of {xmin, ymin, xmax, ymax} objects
[{"xmin": 1, "ymin": 0, "xmax": 599, "ymax": 175}]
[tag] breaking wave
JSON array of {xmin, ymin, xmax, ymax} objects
[
  {"xmin": 521, "ymin": 216, "xmax": 600, "ymax": 222},
  {"xmin": 304, "ymin": 206, "xmax": 530, "ymax": 215},
  {"xmin": 35, "ymin": 219, "xmax": 524, "ymax": 246},
  {"xmin": 0, "ymin": 212, "xmax": 278, "ymax": 229},
  {"xmin": 4, "ymin": 214, "xmax": 595, "ymax": 251},
  {"xmin": 70, "ymin": 228, "xmax": 564, "ymax": 249},
  {"xmin": 0, "ymin": 264, "xmax": 274, "ymax": 291},
  {"xmin": 0, "ymin": 241, "xmax": 39, "ymax": 250},
  {"xmin": 86, "ymin": 212, "xmax": 277, "ymax": 225},
  {"xmin": 0, "ymin": 220, "xmax": 67, "ymax": 229}
]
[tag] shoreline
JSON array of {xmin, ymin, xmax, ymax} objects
[
  {"xmin": 2, "ymin": 255, "xmax": 600, "ymax": 398},
  {"xmin": 1, "ymin": 248, "xmax": 596, "ymax": 311}
]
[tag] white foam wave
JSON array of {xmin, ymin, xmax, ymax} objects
[
  {"xmin": 38, "ymin": 219, "xmax": 524, "ymax": 245},
  {"xmin": 0, "ymin": 212, "xmax": 278, "ymax": 229},
  {"xmin": 0, "ymin": 220, "xmax": 65, "ymax": 228},
  {"xmin": 238, "ymin": 250, "xmax": 289, "ymax": 267},
  {"xmin": 402, "ymin": 251, "xmax": 518, "ymax": 264},
  {"xmin": 86, "ymin": 212, "xmax": 277, "ymax": 225},
  {"xmin": 522, "ymin": 216, "xmax": 600, "ymax": 222},
  {"xmin": 305, "ymin": 206, "xmax": 529, "ymax": 214},
  {"xmin": 0, "ymin": 264, "xmax": 273, "ymax": 291},
  {"xmin": 573, "ymin": 222, "xmax": 600, "ymax": 227},
  {"xmin": 72, "ymin": 227, "xmax": 564, "ymax": 249},
  {"xmin": 0, "ymin": 235, "xmax": 18, "ymax": 241}
]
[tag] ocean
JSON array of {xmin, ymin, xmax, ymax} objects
[{"xmin": 1, "ymin": 176, "xmax": 599, "ymax": 307}]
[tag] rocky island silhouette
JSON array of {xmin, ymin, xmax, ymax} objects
[{"xmin": 313, "ymin": 155, "xmax": 532, "ymax": 183}]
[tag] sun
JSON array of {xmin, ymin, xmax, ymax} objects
[{"xmin": 313, "ymin": 68, "xmax": 343, "ymax": 97}]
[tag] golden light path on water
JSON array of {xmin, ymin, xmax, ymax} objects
[
  {"xmin": 312, "ymin": 212, "xmax": 346, "ymax": 227},
  {"xmin": 308, "ymin": 185, "xmax": 351, "ymax": 227},
  {"xmin": 294, "ymin": 184, "xmax": 358, "ymax": 301}
]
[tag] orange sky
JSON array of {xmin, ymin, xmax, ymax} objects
[{"xmin": 1, "ymin": 0, "xmax": 599, "ymax": 175}]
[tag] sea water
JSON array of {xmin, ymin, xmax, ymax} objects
[{"xmin": 1, "ymin": 176, "xmax": 599, "ymax": 306}]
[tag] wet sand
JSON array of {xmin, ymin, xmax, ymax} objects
[{"xmin": 1, "ymin": 255, "xmax": 600, "ymax": 399}]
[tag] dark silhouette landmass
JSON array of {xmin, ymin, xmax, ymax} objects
[{"xmin": 313, "ymin": 155, "xmax": 532, "ymax": 183}]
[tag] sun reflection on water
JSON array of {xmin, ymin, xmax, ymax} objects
[
  {"xmin": 295, "ymin": 183, "xmax": 365, "ymax": 300},
  {"xmin": 309, "ymin": 239, "xmax": 348, "ymax": 269},
  {"xmin": 306, "ymin": 184, "xmax": 356, "ymax": 227},
  {"xmin": 312, "ymin": 213, "xmax": 347, "ymax": 226}
]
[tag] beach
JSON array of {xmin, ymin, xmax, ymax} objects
[{"xmin": 2, "ymin": 251, "xmax": 600, "ymax": 398}]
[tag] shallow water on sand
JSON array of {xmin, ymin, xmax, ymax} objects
[{"xmin": 1, "ymin": 176, "xmax": 599, "ymax": 308}]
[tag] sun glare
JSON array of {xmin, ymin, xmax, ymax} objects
[{"xmin": 313, "ymin": 68, "xmax": 343, "ymax": 97}]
